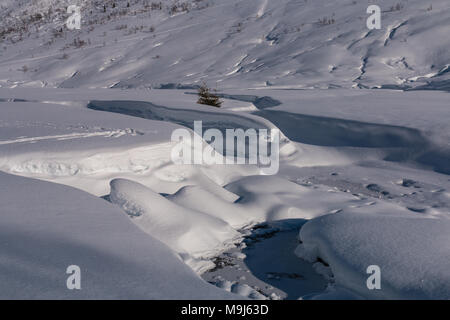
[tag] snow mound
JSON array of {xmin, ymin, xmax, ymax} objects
[
  {"xmin": 109, "ymin": 178, "xmax": 241, "ymax": 263},
  {"xmin": 169, "ymin": 174, "xmax": 366, "ymax": 230},
  {"xmin": 225, "ymin": 175, "xmax": 360, "ymax": 222},
  {"xmin": 296, "ymin": 210, "xmax": 450, "ymax": 299},
  {"xmin": 0, "ymin": 172, "xmax": 237, "ymax": 299},
  {"xmin": 168, "ymin": 185, "xmax": 249, "ymax": 228}
]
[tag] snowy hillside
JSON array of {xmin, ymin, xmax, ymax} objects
[
  {"xmin": 0, "ymin": 0, "xmax": 449, "ymax": 90},
  {"xmin": 0, "ymin": 0, "xmax": 449, "ymax": 301}
]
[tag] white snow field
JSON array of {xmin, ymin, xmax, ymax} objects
[
  {"xmin": 0, "ymin": 0, "xmax": 449, "ymax": 300},
  {"xmin": 1, "ymin": 0, "xmax": 449, "ymax": 90}
]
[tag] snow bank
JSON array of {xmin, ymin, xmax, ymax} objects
[
  {"xmin": 169, "ymin": 175, "xmax": 368, "ymax": 230},
  {"xmin": 0, "ymin": 172, "xmax": 237, "ymax": 299},
  {"xmin": 168, "ymin": 185, "xmax": 249, "ymax": 228},
  {"xmin": 225, "ymin": 175, "xmax": 360, "ymax": 222},
  {"xmin": 109, "ymin": 178, "xmax": 241, "ymax": 265},
  {"xmin": 296, "ymin": 210, "xmax": 450, "ymax": 299}
]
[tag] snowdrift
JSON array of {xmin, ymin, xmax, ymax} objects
[
  {"xmin": 296, "ymin": 210, "xmax": 450, "ymax": 299},
  {"xmin": 109, "ymin": 178, "xmax": 241, "ymax": 265},
  {"xmin": 0, "ymin": 172, "xmax": 237, "ymax": 299}
]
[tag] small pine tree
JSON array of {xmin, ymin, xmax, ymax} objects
[{"xmin": 197, "ymin": 83, "xmax": 222, "ymax": 108}]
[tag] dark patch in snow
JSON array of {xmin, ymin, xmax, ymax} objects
[
  {"xmin": 266, "ymin": 272, "xmax": 304, "ymax": 280},
  {"xmin": 154, "ymin": 83, "xmax": 201, "ymax": 90},
  {"xmin": 366, "ymin": 184, "xmax": 390, "ymax": 196},
  {"xmin": 400, "ymin": 179, "xmax": 418, "ymax": 188},
  {"xmin": 407, "ymin": 207, "xmax": 427, "ymax": 213},
  {"xmin": 254, "ymin": 109, "xmax": 450, "ymax": 175},
  {"xmin": 202, "ymin": 219, "xmax": 327, "ymax": 300},
  {"xmin": 254, "ymin": 109, "xmax": 425, "ymax": 148}
]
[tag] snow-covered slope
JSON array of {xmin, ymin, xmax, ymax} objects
[
  {"xmin": 0, "ymin": 171, "xmax": 237, "ymax": 299},
  {"xmin": 1, "ymin": 0, "xmax": 449, "ymax": 90}
]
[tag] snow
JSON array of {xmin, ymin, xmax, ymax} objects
[
  {"xmin": 0, "ymin": 0, "xmax": 449, "ymax": 300},
  {"xmin": 1, "ymin": 1, "xmax": 450, "ymax": 91},
  {"xmin": 204, "ymin": 225, "xmax": 328, "ymax": 300},
  {"xmin": 109, "ymin": 178, "xmax": 241, "ymax": 272},
  {"xmin": 0, "ymin": 172, "xmax": 237, "ymax": 299},
  {"xmin": 295, "ymin": 209, "xmax": 450, "ymax": 299},
  {"xmin": 1, "ymin": 85, "xmax": 449, "ymax": 299}
]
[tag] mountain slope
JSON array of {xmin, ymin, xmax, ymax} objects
[{"xmin": 0, "ymin": 0, "xmax": 449, "ymax": 90}]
